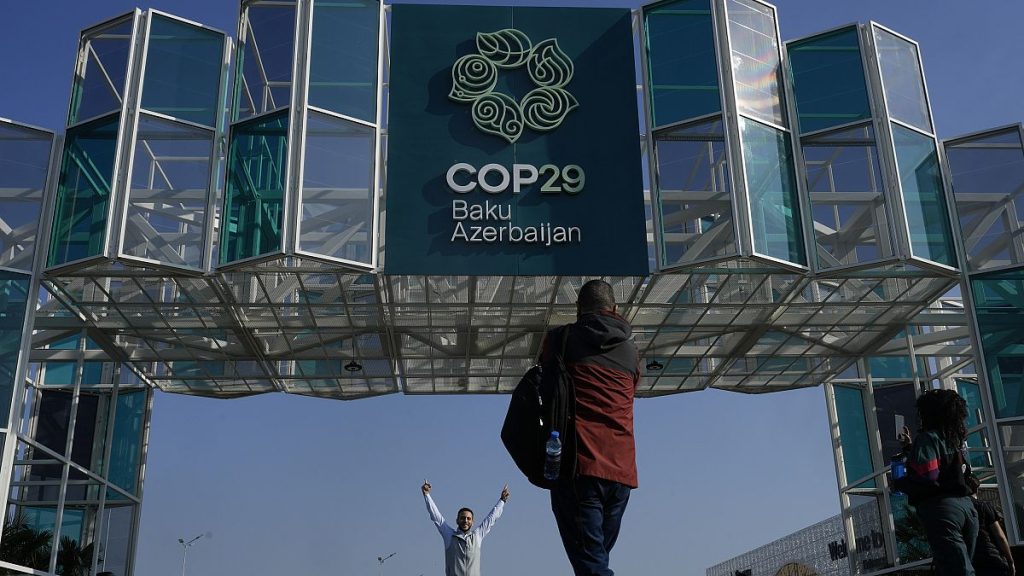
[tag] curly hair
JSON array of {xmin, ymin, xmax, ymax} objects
[{"xmin": 916, "ymin": 388, "xmax": 968, "ymax": 448}]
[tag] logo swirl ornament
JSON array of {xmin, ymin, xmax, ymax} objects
[{"xmin": 449, "ymin": 29, "xmax": 578, "ymax": 144}]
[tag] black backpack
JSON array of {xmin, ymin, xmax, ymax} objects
[{"xmin": 501, "ymin": 326, "xmax": 576, "ymax": 489}]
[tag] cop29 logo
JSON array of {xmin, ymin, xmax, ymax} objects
[{"xmin": 448, "ymin": 29, "xmax": 578, "ymax": 144}]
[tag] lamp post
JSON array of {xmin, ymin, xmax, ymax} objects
[
  {"xmin": 177, "ymin": 533, "xmax": 205, "ymax": 576},
  {"xmin": 376, "ymin": 552, "xmax": 396, "ymax": 576}
]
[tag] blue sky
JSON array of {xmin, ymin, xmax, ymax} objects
[{"xmin": 0, "ymin": 1, "xmax": 1021, "ymax": 575}]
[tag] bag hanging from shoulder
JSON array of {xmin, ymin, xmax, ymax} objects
[{"xmin": 500, "ymin": 326, "xmax": 576, "ymax": 489}]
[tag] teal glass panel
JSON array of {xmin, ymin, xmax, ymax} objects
[
  {"xmin": 654, "ymin": 117, "xmax": 737, "ymax": 266},
  {"xmin": 309, "ymin": 0, "xmax": 379, "ymax": 122},
  {"xmin": 299, "ymin": 111, "xmax": 375, "ymax": 263},
  {"xmin": 956, "ymin": 379, "xmax": 990, "ymax": 468},
  {"xmin": 873, "ymin": 27, "xmax": 932, "ymax": 133},
  {"xmin": 891, "ymin": 123, "xmax": 955, "ymax": 267},
  {"xmin": 945, "ymin": 128, "xmax": 1024, "ymax": 272},
  {"xmin": 220, "ymin": 111, "xmax": 288, "ymax": 264},
  {"xmin": 124, "ymin": 114, "xmax": 213, "ymax": 269},
  {"xmin": 141, "ymin": 14, "xmax": 224, "ymax": 127},
  {"xmin": 834, "ymin": 385, "xmax": 876, "ymax": 486},
  {"xmin": 0, "ymin": 273, "xmax": 29, "ymax": 428},
  {"xmin": 48, "ymin": 115, "xmax": 119, "ymax": 267},
  {"xmin": 0, "ymin": 124, "xmax": 50, "ymax": 272},
  {"xmin": 234, "ymin": 3, "xmax": 296, "ymax": 121},
  {"xmin": 787, "ymin": 27, "xmax": 870, "ymax": 135},
  {"xmin": 802, "ymin": 124, "xmax": 893, "ymax": 268},
  {"xmin": 6, "ymin": 504, "xmax": 57, "ymax": 571},
  {"xmin": 739, "ymin": 117, "xmax": 806, "ymax": 264},
  {"xmin": 972, "ymin": 270, "xmax": 1024, "ymax": 419},
  {"xmin": 69, "ymin": 17, "xmax": 134, "ymax": 125},
  {"xmin": 108, "ymin": 389, "xmax": 146, "ymax": 494},
  {"xmin": 644, "ymin": 0, "xmax": 720, "ymax": 127},
  {"xmin": 725, "ymin": 0, "xmax": 785, "ymax": 126}
]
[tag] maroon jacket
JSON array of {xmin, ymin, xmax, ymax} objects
[{"xmin": 543, "ymin": 310, "xmax": 639, "ymax": 488}]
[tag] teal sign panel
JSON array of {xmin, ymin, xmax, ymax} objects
[{"xmin": 386, "ymin": 5, "xmax": 647, "ymax": 275}]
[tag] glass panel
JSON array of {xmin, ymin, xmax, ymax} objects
[
  {"xmin": 655, "ymin": 118, "xmax": 736, "ymax": 267},
  {"xmin": 108, "ymin": 389, "xmax": 146, "ymax": 494},
  {"xmin": 892, "ymin": 123, "xmax": 955, "ymax": 267},
  {"xmin": 957, "ymin": 379, "xmax": 991, "ymax": 469},
  {"xmin": 787, "ymin": 26, "xmax": 871, "ymax": 135},
  {"xmin": 49, "ymin": 115, "xmax": 119, "ymax": 267},
  {"xmin": 972, "ymin": 270, "xmax": 1024, "ymax": 419},
  {"xmin": 739, "ymin": 117, "xmax": 805, "ymax": 264},
  {"xmin": 0, "ymin": 124, "xmax": 50, "ymax": 272},
  {"xmin": 234, "ymin": 3, "xmax": 296, "ymax": 121},
  {"xmin": 725, "ymin": 0, "xmax": 784, "ymax": 126},
  {"xmin": 309, "ymin": 0, "xmax": 378, "ymax": 122},
  {"xmin": 872, "ymin": 382, "xmax": 918, "ymax": 461},
  {"xmin": 945, "ymin": 128, "xmax": 1024, "ymax": 272},
  {"xmin": 803, "ymin": 124, "xmax": 893, "ymax": 268},
  {"xmin": 644, "ymin": 0, "xmax": 720, "ymax": 127},
  {"xmin": 124, "ymin": 115, "xmax": 213, "ymax": 269},
  {"xmin": 1002, "ymin": 450, "xmax": 1024, "ymax": 539},
  {"xmin": 96, "ymin": 504, "xmax": 134, "ymax": 576},
  {"xmin": 69, "ymin": 17, "xmax": 134, "ymax": 125},
  {"xmin": 70, "ymin": 392, "xmax": 108, "ymax": 477},
  {"xmin": 35, "ymin": 390, "xmax": 73, "ymax": 458},
  {"xmin": 873, "ymin": 27, "xmax": 932, "ymax": 133},
  {"xmin": 141, "ymin": 14, "xmax": 225, "ymax": 127},
  {"xmin": 0, "ymin": 273, "xmax": 30, "ymax": 428},
  {"xmin": 890, "ymin": 491, "xmax": 931, "ymax": 564},
  {"xmin": 2, "ymin": 502, "xmax": 57, "ymax": 572},
  {"xmin": 849, "ymin": 494, "xmax": 892, "ymax": 574},
  {"xmin": 220, "ymin": 111, "xmax": 288, "ymax": 264},
  {"xmin": 834, "ymin": 385, "xmax": 875, "ymax": 486},
  {"xmin": 299, "ymin": 112, "xmax": 375, "ymax": 263}
]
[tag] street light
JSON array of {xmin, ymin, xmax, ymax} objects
[
  {"xmin": 177, "ymin": 532, "xmax": 210, "ymax": 576},
  {"xmin": 376, "ymin": 552, "xmax": 396, "ymax": 576}
]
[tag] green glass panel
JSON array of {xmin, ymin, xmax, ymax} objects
[
  {"xmin": 891, "ymin": 123, "xmax": 955, "ymax": 267},
  {"xmin": 654, "ymin": 117, "xmax": 737, "ymax": 266},
  {"xmin": 739, "ymin": 117, "xmax": 806, "ymax": 264},
  {"xmin": 69, "ymin": 17, "xmax": 133, "ymax": 125},
  {"xmin": 108, "ymin": 389, "xmax": 146, "ymax": 494},
  {"xmin": 945, "ymin": 128, "xmax": 1024, "ymax": 272},
  {"xmin": 956, "ymin": 379, "xmax": 990, "ymax": 468},
  {"xmin": 644, "ymin": 0, "xmax": 720, "ymax": 127},
  {"xmin": 786, "ymin": 27, "xmax": 871, "ymax": 135},
  {"xmin": 874, "ymin": 27, "xmax": 932, "ymax": 133},
  {"xmin": 0, "ymin": 124, "xmax": 51, "ymax": 272},
  {"xmin": 972, "ymin": 270, "xmax": 1024, "ymax": 419},
  {"xmin": 0, "ymin": 272, "xmax": 29, "ymax": 428},
  {"xmin": 725, "ymin": 0, "xmax": 785, "ymax": 126},
  {"xmin": 234, "ymin": 4, "xmax": 296, "ymax": 121},
  {"xmin": 835, "ymin": 385, "xmax": 876, "ymax": 486},
  {"xmin": 299, "ymin": 111, "xmax": 375, "ymax": 263},
  {"xmin": 802, "ymin": 124, "xmax": 893, "ymax": 268},
  {"xmin": 48, "ymin": 115, "xmax": 119, "ymax": 267},
  {"xmin": 141, "ymin": 14, "xmax": 224, "ymax": 127},
  {"xmin": 125, "ymin": 115, "xmax": 213, "ymax": 269},
  {"xmin": 220, "ymin": 111, "xmax": 288, "ymax": 264},
  {"xmin": 309, "ymin": 0, "xmax": 378, "ymax": 122}
]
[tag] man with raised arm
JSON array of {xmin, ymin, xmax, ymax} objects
[{"xmin": 421, "ymin": 480, "xmax": 509, "ymax": 576}]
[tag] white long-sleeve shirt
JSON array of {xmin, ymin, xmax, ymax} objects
[{"xmin": 424, "ymin": 493, "xmax": 505, "ymax": 576}]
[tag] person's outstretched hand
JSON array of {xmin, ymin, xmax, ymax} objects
[
  {"xmin": 897, "ymin": 425, "xmax": 913, "ymax": 451},
  {"xmin": 500, "ymin": 483, "xmax": 510, "ymax": 502},
  {"xmin": 422, "ymin": 480, "xmax": 432, "ymax": 495}
]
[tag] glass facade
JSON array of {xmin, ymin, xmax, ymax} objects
[
  {"xmin": 787, "ymin": 27, "xmax": 871, "ymax": 135},
  {"xmin": 872, "ymin": 27, "xmax": 931, "ymax": 134},
  {"xmin": 725, "ymin": 0, "xmax": 785, "ymax": 127},
  {"xmin": 891, "ymin": 123, "xmax": 956, "ymax": 267},
  {"xmin": 48, "ymin": 115, "xmax": 119, "ymax": 267},
  {"xmin": 141, "ymin": 14, "xmax": 224, "ymax": 127},
  {"xmin": 69, "ymin": 17, "xmax": 135, "ymax": 126},
  {"xmin": 220, "ymin": 111, "xmax": 288, "ymax": 264},
  {"xmin": 740, "ymin": 117, "xmax": 805, "ymax": 264},
  {"xmin": 234, "ymin": 2, "xmax": 296, "ymax": 121},
  {"xmin": 834, "ymin": 384, "xmax": 875, "ymax": 487},
  {"xmin": 308, "ymin": 0, "xmax": 379, "ymax": 122},
  {"xmin": 644, "ymin": 0, "xmax": 720, "ymax": 127},
  {"xmin": 0, "ymin": 124, "xmax": 51, "ymax": 272}
]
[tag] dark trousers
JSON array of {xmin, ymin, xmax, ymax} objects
[
  {"xmin": 550, "ymin": 476, "xmax": 631, "ymax": 576},
  {"xmin": 916, "ymin": 496, "xmax": 979, "ymax": 576}
]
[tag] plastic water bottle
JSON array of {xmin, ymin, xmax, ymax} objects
[
  {"xmin": 543, "ymin": 431, "xmax": 562, "ymax": 481},
  {"xmin": 890, "ymin": 454, "xmax": 906, "ymax": 495}
]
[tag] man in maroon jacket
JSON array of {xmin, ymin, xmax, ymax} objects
[{"xmin": 543, "ymin": 279, "xmax": 639, "ymax": 576}]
